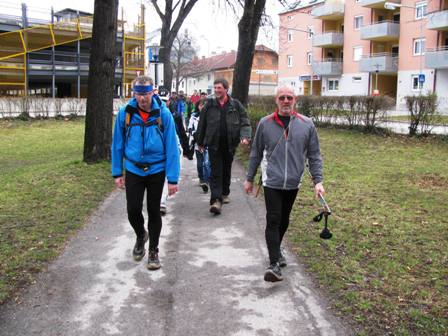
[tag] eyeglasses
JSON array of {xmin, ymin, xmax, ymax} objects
[{"xmin": 278, "ymin": 95, "xmax": 294, "ymax": 101}]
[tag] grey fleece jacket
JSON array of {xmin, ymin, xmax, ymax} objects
[{"xmin": 246, "ymin": 111, "xmax": 323, "ymax": 190}]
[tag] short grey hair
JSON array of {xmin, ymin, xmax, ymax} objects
[
  {"xmin": 275, "ymin": 85, "xmax": 295, "ymax": 96},
  {"xmin": 132, "ymin": 75, "xmax": 154, "ymax": 87}
]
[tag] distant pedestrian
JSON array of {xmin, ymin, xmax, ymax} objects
[
  {"xmin": 196, "ymin": 78, "xmax": 251, "ymax": 214},
  {"xmin": 111, "ymin": 76, "xmax": 180, "ymax": 271},
  {"xmin": 244, "ymin": 86, "xmax": 325, "ymax": 282}
]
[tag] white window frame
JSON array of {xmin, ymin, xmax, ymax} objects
[
  {"xmin": 287, "ymin": 15, "xmax": 294, "ymax": 20},
  {"xmin": 354, "ymin": 16, "xmax": 363, "ymax": 30},
  {"xmin": 307, "ymin": 52, "xmax": 313, "ymax": 65},
  {"xmin": 328, "ymin": 78, "xmax": 339, "ymax": 91},
  {"xmin": 287, "ymin": 55, "xmax": 293, "ymax": 67},
  {"xmin": 415, "ymin": 2, "xmax": 427, "ymax": 20},
  {"xmin": 353, "ymin": 46, "xmax": 363, "ymax": 62},
  {"xmin": 413, "ymin": 38, "xmax": 426, "ymax": 55},
  {"xmin": 411, "ymin": 74, "xmax": 424, "ymax": 91},
  {"xmin": 287, "ymin": 30, "xmax": 293, "ymax": 42}
]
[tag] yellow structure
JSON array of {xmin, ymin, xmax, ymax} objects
[{"xmin": 0, "ymin": 6, "xmax": 145, "ymax": 97}]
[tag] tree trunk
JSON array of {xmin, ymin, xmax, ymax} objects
[
  {"xmin": 232, "ymin": 0, "xmax": 266, "ymax": 107},
  {"xmin": 83, "ymin": 0, "xmax": 118, "ymax": 163}
]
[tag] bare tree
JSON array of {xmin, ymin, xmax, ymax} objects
[
  {"xmin": 150, "ymin": 0, "xmax": 199, "ymax": 90},
  {"xmin": 217, "ymin": 0, "xmax": 286, "ymax": 106},
  {"xmin": 171, "ymin": 30, "xmax": 198, "ymax": 92},
  {"xmin": 83, "ymin": 0, "xmax": 119, "ymax": 163}
]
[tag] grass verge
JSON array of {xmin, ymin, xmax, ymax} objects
[
  {"xmin": 238, "ymin": 108, "xmax": 448, "ymax": 335},
  {"xmin": 0, "ymin": 119, "xmax": 113, "ymax": 304}
]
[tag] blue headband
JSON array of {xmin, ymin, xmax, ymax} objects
[{"xmin": 133, "ymin": 85, "xmax": 154, "ymax": 94}]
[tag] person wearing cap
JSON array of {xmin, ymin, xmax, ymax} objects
[
  {"xmin": 243, "ymin": 86, "xmax": 324, "ymax": 282},
  {"xmin": 111, "ymin": 75, "xmax": 180, "ymax": 271}
]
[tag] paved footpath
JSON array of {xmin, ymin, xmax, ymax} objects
[{"xmin": 0, "ymin": 158, "xmax": 352, "ymax": 336}]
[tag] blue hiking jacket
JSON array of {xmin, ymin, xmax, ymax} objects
[{"xmin": 111, "ymin": 97, "xmax": 180, "ymax": 184}]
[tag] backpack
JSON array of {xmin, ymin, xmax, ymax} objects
[{"xmin": 123, "ymin": 95, "xmax": 164, "ymax": 137}]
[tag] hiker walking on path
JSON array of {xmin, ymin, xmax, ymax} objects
[
  {"xmin": 111, "ymin": 75, "xmax": 180, "ymax": 270},
  {"xmin": 197, "ymin": 78, "xmax": 251, "ymax": 214},
  {"xmin": 244, "ymin": 86, "xmax": 325, "ymax": 282}
]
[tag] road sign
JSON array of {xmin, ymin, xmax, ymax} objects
[
  {"xmin": 255, "ymin": 69, "xmax": 278, "ymax": 75},
  {"xmin": 418, "ymin": 74, "xmax": 425, "ymax": 83}
]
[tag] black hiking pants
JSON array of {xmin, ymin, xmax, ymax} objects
[
  {"xmin": 208, "ymin": 148, "xmax": 234, "ymax": 204},
  {"xmin": 263, "ymin": 187, "xmax": 299, "ymax": 264},
  {"xmin": 125, "ymin": 170, "xmax": 165, "ymax": 250}
]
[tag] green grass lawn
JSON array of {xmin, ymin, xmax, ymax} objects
[
  {"xmin": 0, "ymin": 119, "xmax": 113, "ymax": 304},
  {"xmin": 239, "ymin": 112, "xmax": 448, "ymax": 335}
]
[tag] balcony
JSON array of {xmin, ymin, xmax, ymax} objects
[
  {"xmin": 425, "ymin": 47, "xmax": 448, "ymax": 69},
  {"xmin": 359, "ymin": 53, "xmax": 398, "ymax": 73},
  {"xmin": 312, "ymin": 59, "xmax": 343, "ymax": 76},
  {"xmin": 312, "ymin": 32, "xmax": 344, "ymax": 47},
  {"xmin": 360, "ymin": 21, "xmax": 400, "ymax": 41},
  {"xmin": 427, "ymin": 10, "xmax": 448, "ymax": 31},
  {"xmin": 360, "ymin": 0, "xmax": 400, "ymax": 9},
  {"xmin": 310, "ymin": 2, "xmax": 344, "ymax": 20}
]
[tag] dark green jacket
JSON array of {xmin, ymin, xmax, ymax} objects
[{"xmin": 197, "ymin": 96, "xmax": 251, "ymax": 152}]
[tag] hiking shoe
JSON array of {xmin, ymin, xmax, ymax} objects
[
  {"xmin": 222, "ymin": 195, "xmax": 230, "ymax": 204},
  {"xmin": 278, "ymin": 249, "xmax": 287, "ymax": 268},
  {"xmin": 147, "ymin": 248, "xmax": 161, "ymax": 270},
  {"xmin": 264, "ymin": 262, "xmax": 283, "ymax": 282},
  {"xmin": 132, "ymin": 231, "xmax": 148, "ymax": 261},
  {"xmin": 210, "ymin": 200, "xmax": 222, "ymax": 215},
  {"xmin": 160, "ymin": 205, "xmax": 167, "ymax": 216},
  {"xmin": 200, "ymin": 182, "xmax": 209, "ymax": 193}
]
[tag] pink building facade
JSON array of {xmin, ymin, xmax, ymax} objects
[{"xmin": 278, "ymin": 0, "xmax": 448, "ymax": 111}]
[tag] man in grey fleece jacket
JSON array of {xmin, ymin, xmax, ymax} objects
[{"xmin": 244, "ymin": 86, "xmax": 325, "ymax": 282}]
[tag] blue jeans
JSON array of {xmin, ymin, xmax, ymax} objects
[{"xmin": 195, "ymin": 150, "xmax": 204, "ymax": 181}]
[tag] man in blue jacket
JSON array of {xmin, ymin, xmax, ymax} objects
[{"xmin": 112, "ymin": 76, "xmax": 180, "ymax": 270}]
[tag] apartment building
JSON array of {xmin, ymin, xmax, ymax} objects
[
  {"xmin": 178, "ymin": 45, "xmax": 278, "ymax": 96},
  {"xmin": 278, "ymin": 0, "xmax": 448, "ymax": 111}
]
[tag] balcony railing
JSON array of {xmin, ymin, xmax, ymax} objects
[
  {"xmin": 312, "ymin": 31, "xmax": 344, "ymax": 47},
  {"xmin": 310, "ymin": 2, "xmax": 344, "ymax": 20},
  {"xmin": 427, "ymin": 10, "xmax": 448, "ymax": 30},
  {"xmin": 425, "ymin": 47, "xmax": 448, "ymax": 69},
  {"xmin": 359, "ymin": 53, "xmax": 398, "ymax": 73},
  {"xmin": 360, "ymin": 21, "xmax": 400, "ymax": 41},
  {"xmin": 312, "ymin": 59, "xmax": 343, "ymax": 76},
  {"xmin": 360, "ymin": 0, "xmax": 400, "ymax": 9}
]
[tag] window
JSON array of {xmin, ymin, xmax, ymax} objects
[
  {"xmin": 307, "ymin": 26, "xmax": 314, "ymax": 39},
  {"xmin": 413, "ymin": 38, "xmax": 426, "ymax": 55},
  {"xmin": 207, "ymin": 74, "xmax": 211, "ymax": 81},
  {"xmin": 352, "ymin": 76, "xmax": 362, "ymax": 82},
  {"xmin": 412, "ymin": 74, "xmax": 424, "ymax": 90},
  {"xmin": 354, "ymin": 16, "xmax": 363, "ymax": 30},
  {"xmin": 307, "ymin": 52, "xmax": 313, "ymax": 65},
  {"xmin": 287, "ymin": 55, "xmax": 293, "ymax": 67},
  {"xmin": 290, "ymin": 81, "xmax": 296, "ymax": 87},
  {"xmin": 353, "ymin": 46, "xmax": 363, "ymax": 62},
  {"xmin": 287, "ymin": 30, "xmax": 293, "ymax": 42},
  {"xmin": 328, "ymin": 79, "xmax": 339, "ymax": 91},
  {"xmin": 415, "ymin": 2, "xmax": 427, "ymax": 19},
  {"xmin": 287, "ymin": 15, "xmax": 293, "ymax": 20}
]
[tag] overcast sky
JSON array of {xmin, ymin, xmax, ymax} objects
[{"xmin": 2, "ymin": 0, "xmax": 285, "ymax": 56}]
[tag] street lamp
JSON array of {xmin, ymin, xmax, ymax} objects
[
  {"xmin": 384, "ymin": 2, "xmax": 425, "ymax": 92},
  {"xmin": 151, "ymin": 44, "xmax": 161, "ymax": 87}
]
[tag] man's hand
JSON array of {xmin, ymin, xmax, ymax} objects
[
  {"xmin": 168, "ymin": 183, "xmax": 178, "ymax": 196},
  {"xmin": 314, "ymin": 182, "xmax": 325, "ymax": 199},
  {"xmin": 240, "ymin": 138, "xmax": 250, "ymax": 145},
  {"xmin": 115, "ymin": 176, "xmax": 125, "ymax": 189},
  {"xmin": 198, "ymin": 145, "xmax": 205, "ymax": 153},
  {"xmin": 244, "ymin": 180, "xmax": 253, "ymax": 194}
]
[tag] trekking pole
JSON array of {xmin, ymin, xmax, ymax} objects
[{"xmin": 306, "ymin": 165, "xmax": 333, "ymax": 239}]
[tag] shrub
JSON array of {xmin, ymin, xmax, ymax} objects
[{"xmin": 405, "ymin": 94, "xmax": 438, "ymax": 136}]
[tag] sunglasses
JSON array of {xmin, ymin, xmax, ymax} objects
[{"xmin": 278, "ymin": 95, "xmax": 294, "ymax": 101}]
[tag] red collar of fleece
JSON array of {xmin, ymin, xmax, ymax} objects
[{"xmin": 272, "ymin": 109, "xmax": 305, "ymax": 128}]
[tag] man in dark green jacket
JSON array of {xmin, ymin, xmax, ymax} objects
[{"xmin": 197, "ymin": 78, "xmax": 251, "ymax": 214}]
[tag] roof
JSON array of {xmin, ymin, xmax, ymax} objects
[
  {"xmin": 278, "ymin": 0, "xmax": 324, "ymax": 15},
  {"xmin": 54, "ymin": 8, "xmax": 93, "ymax": 17},
  {"xmin": 183, "ymin": 44, "xmax": 278, "ymax": 76}
]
